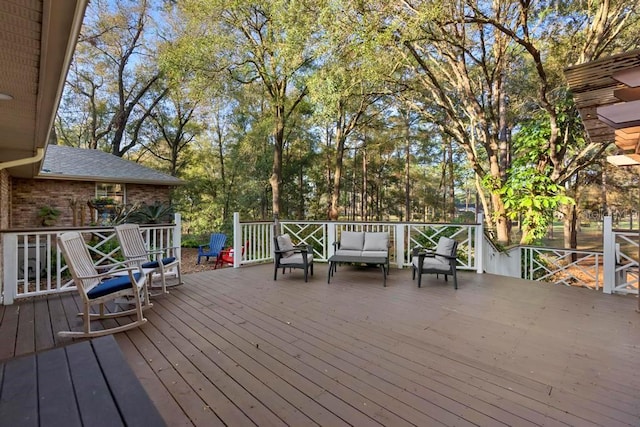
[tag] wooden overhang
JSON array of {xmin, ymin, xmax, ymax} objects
[{"xmin": 565, "ymin": 49, "xmax": 640, "ymax": 156}]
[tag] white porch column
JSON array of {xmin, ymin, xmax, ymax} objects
[
  {"xmin": 2, "ymin": 233, "xmax": 18, "ymax": 305},
  {"xmin": 603, "ymin": 216, "xmax": 615, "ymax": 294},
  {"xmin": 327, "ymin": 223, "xmax": 336, "ymax": 259},
  {"xmin": 173, "ymin": 213, "xmax": 182, "ymax": 261}
]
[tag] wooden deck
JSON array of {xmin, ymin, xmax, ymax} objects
[{"xmin": 1, "ymin": 263, "xmax": 639, "ymax": 426}]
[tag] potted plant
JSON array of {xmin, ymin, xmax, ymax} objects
[{"xmin": 37, "ymin": 206, "xmax": 61, "ymax": 227}]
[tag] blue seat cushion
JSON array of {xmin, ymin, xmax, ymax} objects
[
  {"xmin": 142, "ymin": 257, "xmax": 176, "ymax": 268},
  {"xmin": 88, "ymin": 272, "xmax": 141, "ymax": 299}
]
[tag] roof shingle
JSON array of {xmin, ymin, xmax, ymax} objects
[{"xmin": 39, "ymin": 145, "xmax": 183, "ymax": 185}]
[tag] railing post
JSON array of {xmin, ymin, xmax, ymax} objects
[
  {"xmin": 173, "ymin": 213, "xmax": 182, "ymax": 261},
  {"xmin": 603, "ymin": 215, "xmax": 615, "ymax": 294},
  {"xmin": 327, "ymin": 222, "xmax": 336, "ymax": 259},
  {"xmin": 476, "ymin": 213, "xmax": 484, "ymax": 274},
  {"xmin": 2, "ymin": 233, "xmax": 17, "ymax": 305},
  {"xmin": 395, "ymin": 223, "xmax": 405, "ymax": 269},
  {"xmin": 233, "ymin": 212, "xmax": 241, "ymax": 268}
]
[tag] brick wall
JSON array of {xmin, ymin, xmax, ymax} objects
[
  {"xmin": 126, "ymin": 184, "xmax": 172, "ymax": 207},
  {"xmin": 11, "ymin": 178, "xmax": 174, "ymax": 229},
  {"xmin": 0, "ymin": 169, "xmax": 10, "ymax": 229}
]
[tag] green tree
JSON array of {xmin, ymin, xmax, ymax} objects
[{"xmin": 172, "ymin": 0, "xmax": 324, "ymax": 219}]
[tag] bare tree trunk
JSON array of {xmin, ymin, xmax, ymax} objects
[
  {"xmin": 270, "ymin": 105, "xmax": 285, "ymax": 219},
  {"xmin": 447, "ymin": 141, "xmax": 455, "ymax": 221},
  {"xmin": 362, "ymin": 147, "xmax": 368, "ymax": 221},
  {"xmin": 404, "ymin": 112, "xmax": 411, "ymax": 221},
  {"xmin": 330, "ymin": 125, "xmax": 345, "ymax": 220}
]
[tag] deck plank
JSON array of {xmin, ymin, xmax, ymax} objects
[
  {"xmin": 0, "ymin": 304, "xmax": 18, "ymax": 360},
  {"xmin": 14, "ymin": 300, "xmax": 35, "ymax": 356},
  {"xmin": 0, "ymin": 353, "xmax": 38, "ymax": 427},
  {"xmin": 92, "ymin": 335, "xmax": 166, "ymax": 427},
  {"xmin": 114, "ymin": 333, "xmax": 194, "ymax": 426},
  {"xmin": 34, "ymin": 298, "xmax": 54, "ymax": 351},
  {"xmin": 118, "ymin": 323, "xmax": 222, "ymax": 427},
  {"xmin": 65, "ymin": 341, "xmax": 125, "ymax": 427},
  {"xmin": 37, "ymin": 347, "xmax": 82, "ymax": 427}
]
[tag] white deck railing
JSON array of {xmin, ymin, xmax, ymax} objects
[
  {"xmin": 2, "ymin": 213, "xmax": 637, "ymax": 305},
  {"xmin": 603, "ymin": 216, "xmax": 639, "ymax": 295},
  {"xmin": 232, "ymin": 213, "xmax": 636, "ymax": 294},
  {"xmin": 234, "ymin": 213, "xmax": 485, "ymax": 273},
  {"xmin": 521, "ymin": 246, "xmax": 603, "ymax": 290},
  {"xmin": 1, "ymin": 216, "xmax": 181, "ymax": 305}
]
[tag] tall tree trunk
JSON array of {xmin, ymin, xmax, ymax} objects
[
  {"xmin": 403, "ymin": 110, "xmax": 411, "ymax": 221},
  {"xmin": 447, "ymin": 141, "xmax": 455, "ymax": 221},
  {"xmin": 270, "ymin": 105, "xmax": 285, "ymax": 219},
  {"xmin": 330, "ymin": 124, "xmax": 346, "ymax": 220},
  {"xmin": 404, "ymin": 127, "xmax": 411, "ymax": 221},
  {"xmin": 362, "ymin": 147, "xmax": 367, "ymax": 221}
]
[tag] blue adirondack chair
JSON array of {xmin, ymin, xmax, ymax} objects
[{"xmin": 197, "ymin": 233, "xmax": 227, "ymax": 264}]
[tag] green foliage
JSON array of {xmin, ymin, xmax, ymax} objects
[
  {"xmin": 499, "ymin": 167, "xmax": 573, "ymax": 244},
  {"xmin": 128, "ymin": 202, "xmax": 175, "ymax": 224},
  {"xmin": 181, "ymin": 234, "xmax": 204, "ymax": 248},
  {"xmin": 52, "ymin": 0, "xmax": 640, "ymax": 240},
  {"xmin": 37, "ymin": 206, "xmax": 61, "ymax": 227}
]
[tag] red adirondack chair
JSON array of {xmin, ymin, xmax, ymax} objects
[{"xmin": 215, "ymin": 241, "xmax": 249, "ymax": 269}]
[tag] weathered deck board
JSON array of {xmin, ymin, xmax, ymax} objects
[
  {"xmin": 0, "ymin": 335, "xmax": 164, "ymax": 427},
  {"xmin": 1, "ymin": 264, "xmax": 639, "ymax": 426}
]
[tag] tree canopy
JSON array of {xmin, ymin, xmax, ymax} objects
[{"xmin": 55, "ymin": 0, "xmax": 640, "ymax": 244}]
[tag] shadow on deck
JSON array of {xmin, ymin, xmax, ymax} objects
[{"xmin": 1, "ymin": 263, "xmax": 639, "ymax": 426}]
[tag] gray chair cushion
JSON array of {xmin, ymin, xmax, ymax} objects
[
  {"xmin": 334, "ymin": 249, "xmax": 363, "ymax": 257},
  {"xmin": 363, "ymin": 232, "xmax": 389, "ymax": 251},
  {"xmin": 279, "ymin": 253, "xmax": 313, "ymax": 265},
  {"xmin": 360, "ymin": 250, "xmax": 388, "ymax": 258},
  {"xmin": 435, "ymin": 237, "xmax": 456, "ymax": 263},
  {"xmin": 277, "ymin": 234, "xmax": 295, "ymax": 257},
  {"xmin": 413, "ymin": 256, "xmax": 451, "ymax": 272},
  {"xmin": 340, "ymin": 231, "xmax": 365, "ymax": 250}
]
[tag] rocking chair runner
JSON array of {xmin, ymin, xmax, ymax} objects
[
  {"xmin": 115, "ymin": 223, "xmax": 183, "ymax": 295},
  {"xmin": 57, "ymin": 231, "xmax": 151, "ymax": 338}
]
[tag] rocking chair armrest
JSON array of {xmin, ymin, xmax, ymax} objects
[
  {"xmin": 78, "ymin": 265, "xmax": 139, "ymax": 280},
  {"xmin": 95, "ymin": 260, "xmax": 136, "ymax": 271}
]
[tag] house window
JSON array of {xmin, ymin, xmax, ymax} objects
[{"xmin": 95, "ymin": 183, "xmax": 125, "ymax": 204}]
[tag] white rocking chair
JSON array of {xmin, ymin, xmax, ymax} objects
[
  {"xmin": 57, "ymin": 231, "xmax": 151, "ymax": 338},
  {"xmin": 115, "ymin": 223, "xmax": 183, "ymax": 295}
]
